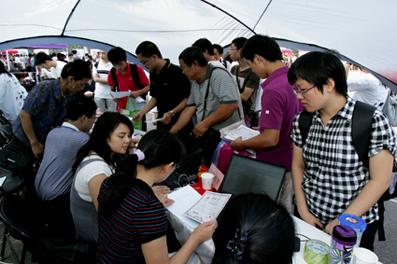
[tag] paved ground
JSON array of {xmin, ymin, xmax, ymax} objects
[{"xmin": 0, "ymin": 199, "xmax": 396, "ymax": 264}]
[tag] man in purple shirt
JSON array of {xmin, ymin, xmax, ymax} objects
[{"xmin": 231, "ymin": 35, "xmax": 300, "ymax": 170}]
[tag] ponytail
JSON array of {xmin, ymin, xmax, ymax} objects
[{"xmin": 101, "ymin": 154, "xmax": 139, "ymax": 217}]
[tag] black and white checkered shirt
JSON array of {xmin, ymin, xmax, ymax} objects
[{"xmin": 291, "ymin": 97, "xmax": 396, "ymax": 224}]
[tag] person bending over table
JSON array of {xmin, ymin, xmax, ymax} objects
[
  {"xmin": 212, "ymin": 193, "xmax": 295, "ymax": 264},
  {"xmin": 97, "ymin": 129, "xmax": 217, "ymax": 264}
]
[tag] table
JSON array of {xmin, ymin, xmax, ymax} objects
[
  {"xmin": 167, "ymin": 185, "xmax": 331, "ymax": 264},
  {"xmin": 293, "ymin": 216, "xmax": 331, "ymax": 264}
]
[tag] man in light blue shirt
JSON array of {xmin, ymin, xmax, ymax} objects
[{"xmin": 34, "ymin": 94, "xmax": 97, "ymax": 237}]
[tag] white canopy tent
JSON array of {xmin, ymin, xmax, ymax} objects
[{"xmin": 1, "ymin": 0, "xmax": 396, "ymax": 88}]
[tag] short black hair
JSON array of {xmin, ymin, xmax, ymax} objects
[
  {"xmin": 135, "ymin": 41, "xmax": 162, "ymax": 59},
  {"xmin": 213, "ymin": 44, "xmax": 223, "ymax": 55},
  {"xmin": 178, "ymin": 47, "xmax": 208, "ymax": 67},
  {"xmin": 65, "ymin": 93, "xmax": 97, "ymax": 121},
  {"xmin": 241, "ymin": 35, "xmax": 282, "ymax": 62},
  {"xmin": 34, "ymin": 52, "xmax": 52, "ymax": 66},
  {"xmin": 288, "ymin": 51, "xmax": 348, "ymax": 98},
  {"xmin": 60, "ymin": 60, "xmax": 92, "ymax": 80},
  {"xmin": 231, "ymin": 37, "xmax": 247, "ymax": 50},
  {"xmin": 193, "ymin": 38, "xmax": 214, "ymax": 55},
  {"xmin": 107, "ymin": 47, "xmax": 127, "ymax": 64}
]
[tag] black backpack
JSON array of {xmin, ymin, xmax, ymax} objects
[
  {"xmin": 110, "ymin": 63, "xmax": 144, "ymax": 92},
  {"xmin": 299, "ymin": 101, "xmax": 375, "ymax": 169},
  {"xmin": 299, "ymin": 101, "xmax": 396, "ymax": 241}
]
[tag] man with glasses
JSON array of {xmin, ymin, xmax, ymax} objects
[
  {"xmin": 288, "ymin": 51, "xmax": 396, "ymax": 250},
  {"xmin": 133, "ymin": 41, "xmax": 192, "ymax": 130},
  {"xmin": 107, "ymin": 47, "xmax": 150, "ymax": 112},
  {"xmin": 230, "ymin": 35, "xmax": 300, "ymax": 171}
]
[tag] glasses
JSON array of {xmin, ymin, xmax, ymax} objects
[
  {"xmin": 294, "ymin": 85, "xmax": 316, "ymax": 95},
  {"xmin": 140, "ymin": 56, "xmax": 153, "ymax": 66}
]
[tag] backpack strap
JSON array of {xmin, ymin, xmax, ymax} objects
[
  {"xmin": 110, "ymin": 67, "xmax": 118, "ymax": 92},
  {"xmin": 351, "ymin": 101, "xmax": 376, "ymax": 169},
  {"xmin": 110, "ymin": 64, "xmax": 144, "ymax": 93},
  {"xmin": 298, "ymin": 110, "xmax": 314, "ymax": 146},
  {"xmin": 201, "ymin": 66, "xmax": 241, "ymax": 121},
  {"xmin": 130, "ymin": 64, "xmax": 144, "ymax": 89}
]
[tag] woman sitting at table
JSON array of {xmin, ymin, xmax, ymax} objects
[
  {"xmin": 212, "ymin": 193, "xmax": 295, "ymax": 264},
  {"xmin": 70, "ymin": 112, "xmax": 134, "ymax": 244},
  {"xmin": 97, "ymin": 129, "xmax": 217, "ymax": 264}
]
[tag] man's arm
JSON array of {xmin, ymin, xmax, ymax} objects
[
  {"xmin": 325, "ymin": 149, "xmax": 393, "ymax": 234},
  {"xmin": 240, "ymin": 86, "xmax": 255, "ymax": 102},
  {"xmin": 193, "ymin": 103, "xmax": 238, "ymax": 137},
  {"xmin": 291, "ymin": 144, "xmax": 324, "ymax": 228},
  {"xmin": 170, "ymin": 106, "xmax": 196, "ymax": 134},
  {"xmin": 162, "ymin": 99, "xmax": 188, "ymax": 124},
  {"xmin": 231, "ymin": 128, "xmax": 279, "ymax": 151},
  {"xmin": 131, "ymin": 85, "xmax": 150, "ymax": 98},
  {"xmin": 19, "ymin": 110, "xmax": 43, "ymax": 157},
  {"xmin": 92, "ymin": 73, "xmax": 108, "ymax": 84},
  {"xmin": 134, "ymin": 97, "xmax": 157, "ymax": 121}
]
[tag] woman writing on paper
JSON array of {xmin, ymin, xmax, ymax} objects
[{"xmin": 97, "ymin": 129, "xmax": 217, "ymax": 263}]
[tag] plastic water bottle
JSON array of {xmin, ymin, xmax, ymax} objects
[
  {"xmin": 338, "ymin": 214, "xmax": 366, "ymax": 248},
  {"xmin": 330, "ymin": 225, "xmax": 356, "ymax": 264}
]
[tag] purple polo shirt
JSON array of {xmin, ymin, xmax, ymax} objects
[{"xmin": 256, "ymin": 66, "xmax": 301, "ymax": 170}]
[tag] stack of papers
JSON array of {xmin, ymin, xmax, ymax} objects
[
  {"xmin": 109, "ymin": 91, "xmax": 146, "ymax": 103},
  {"xmin": 222, "ymin": 124, "xmax": 259, "ymax": 141}
]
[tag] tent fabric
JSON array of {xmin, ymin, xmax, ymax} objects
[{"xmin": 1, "ymin": 0, "xmax": 396, "ymax": 86}]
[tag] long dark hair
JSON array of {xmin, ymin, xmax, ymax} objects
[
  {"xmin": 73, "ymin": 112, "xmax": 133, "ymax": 172},
  {"xmin": 212, "ymin": 193, "xmax": 295, "ymax": 264},
  {"xmin": 0, "ymin": 61, "xmax": 12, "ymax": 76},
  {"xmin": 100, "ymin": 129, "xmax": 184, "ymax": 217}
]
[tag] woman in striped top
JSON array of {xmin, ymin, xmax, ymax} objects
[{"xmin": 97, "ymin": 129, "xmax": 217, "ymax": 264}]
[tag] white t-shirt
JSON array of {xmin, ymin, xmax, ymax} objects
[
  {"xmin": 347, "ymin": 70, "xmax": 388, "ymax": 109},
  {"xmin": 93, "ymin": 60, "xmax": 113, "ymax": 99},
  {"xmin": 74, "ymin": 153, "xmax": 113, "ymax": 202},
  {"xmin": 51, "ymin": 61, "xmax": 67, "ymax": 79},
  {"xmin": 209, "ymin": 60, "xmax": 226, "ymax": 68},
  {"xmin": 0, "ymin": 73, "xmax": 28, "ymax": 123}
]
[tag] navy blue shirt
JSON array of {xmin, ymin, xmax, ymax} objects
[{"xmin": 13, "ymin": 79, "xmax": 68, "ymax": 145}]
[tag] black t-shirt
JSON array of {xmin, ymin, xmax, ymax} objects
[{"xmin": 149, "ymin": 59, "xmax": 191, "ymax": 118}]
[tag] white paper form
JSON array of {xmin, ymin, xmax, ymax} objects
[
  {"xmin": 223, "ymin": 125, "xmax": 259, "ymax": 141},
  {"xmin": 110, "ymin": 91, "xmax": 131, "ymax": 99},
  {"xmin": 167, "ymin": 185, "xmax": 202, "ymax": 229},
  {"xmin": 185, "ymin": 192, "xmax": 231, "ymax": 224}
]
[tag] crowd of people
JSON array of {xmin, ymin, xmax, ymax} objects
[{"xmin": 0, "ymin": 34, "xmax": 395, "ymax": 264}]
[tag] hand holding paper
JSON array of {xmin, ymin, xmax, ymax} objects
[
  {"xmin": 185, "ymin": 191, "xmax": 232, "ymax": 224},
  {"xmin": 110, "ymin": 91, "xmax": 131, "ymax": 99}
]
